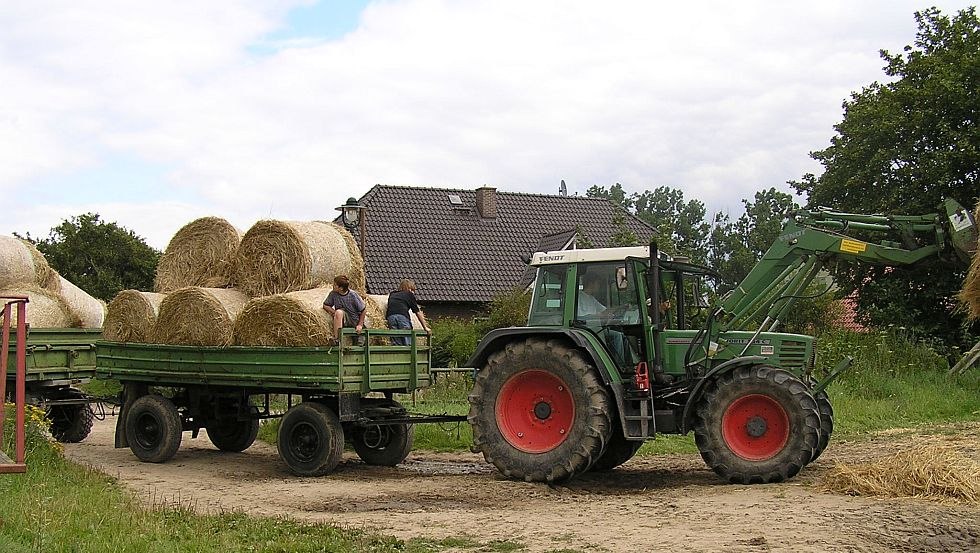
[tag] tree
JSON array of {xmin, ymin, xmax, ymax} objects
[
  {"xmin": 587, "ymin": 184, "xmax": 710, "ymax": 261},
  {"xmin": 632, "ymin": 186, "xmax": 711, "ymax": 263},
  {"xmin": 708, "ymin": 188, "xmax": 799, "ymax": 291},
  {"xmin": 22, "ymin": 213, "xmax": 160, "ymax": 301},
  {"xmin": 790, "ymin": 7, "xmax": 980, "ymax": 348}
]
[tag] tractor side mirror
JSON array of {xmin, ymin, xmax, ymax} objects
[
  {"xmin": 616, "ymin": 267, "xmax": 629, "ymax": 290},
  {"xmin": 691, "ymin": 277, "xmax": 710, "ymax": 309}
]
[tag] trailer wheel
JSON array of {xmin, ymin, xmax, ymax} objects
[
  {"xmin": 206, "ymin": 405, "xmax": 260, "ymax": 452},
  {"xmin": 47, "ymin": 389, "xmax": 94, "ymax": 443},
  {"xmin": 467, "ymin": 338, "xmax": 613, "ymax": 483},
  {"xmin": 589, "ymin": 426, "xmax": 643, "ymax": 472},
  {"xmin": 277, "ymin": 402, "xmax": 344, "ymax": 476},
  {"xmin": 694, "ymin": 365, "xmax": 820, "ymax": 484},
  {"xmin": 126, "ymin": 394, "xmax": 182, "ymax": 463},
  {"xmin": 811, "ymin": 389, "xmax": 834, "ymax": 463},
  {"xmin": 351, "ymin": 422, "xmax": 414, "ymax": 466}
]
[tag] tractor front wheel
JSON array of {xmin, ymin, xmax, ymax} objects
[
  {"xmin": 694, "ymin": 365, "xmax": 820, "ymax": 484},
  {"xmin": 467, "ymin": 338, "xmax": 613, "ymax": 483}
]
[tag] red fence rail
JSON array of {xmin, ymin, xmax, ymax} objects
[{"xmin": 0, "ymin": 295, "xmax": 28, "ymax": 473}]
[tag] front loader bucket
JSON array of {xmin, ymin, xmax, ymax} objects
[{"xmin": 945, "ymin": 198, "xmax": 978, "ymax": 263}]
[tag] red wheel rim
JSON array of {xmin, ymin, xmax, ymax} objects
[
  {"xmin": 495, "ymin": 370, "xmax": 575, "ymax": 453},
  {"xmin": 721, "ymin": 394, "xmax": 790, "ymax": 461}
]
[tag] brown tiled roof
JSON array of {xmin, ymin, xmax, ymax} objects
[{"xmin": 338, "ymin": 185, "xmax": 657, "ymax": 303}]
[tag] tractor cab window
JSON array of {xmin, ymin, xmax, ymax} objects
[
  {"xmin": 528, "ymin": 264, "xmax": 568, "ymax": 326},
  {"xmin": 575, "ymin": 262, "xmax": 642, "ymax": 368}
]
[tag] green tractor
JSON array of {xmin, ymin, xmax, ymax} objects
[{"xmin": 467, "ymin": 199, "xmax": 978, "ymax": 483}]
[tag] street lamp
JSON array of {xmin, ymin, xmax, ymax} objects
[{"xmin": 336, "ymin": 197, "xmax": 367, "ymax": 257}]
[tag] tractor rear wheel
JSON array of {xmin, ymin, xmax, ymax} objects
[
  {"xmin": 694, "ymin": 365, "xmax": 820, "ymax": 484},
  {"xmin": 467, "ymin": 338, "xmax": 613, "ymax": 483},
  {"xmin": 47, "ymin": 388, "xmax": 94, "ymax": 443},
  {"xmin": 126, "ymin": 394, "xmax": 182, "ymax": 463},
  {"xmin": 589, "ymin": 426, "xmax": 643, "ymax": 472},
  {"xmin": 277, "ymin": 402, "xmax": 344, "ymax": 476},
  {"xmin": 811, "ymin": 389, "xmax": 834, "ymax": 462}
]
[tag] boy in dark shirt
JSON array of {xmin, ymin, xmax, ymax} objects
[{"xmin": 386, "ymin": 279, "xmax": 431, "ymax": 345}]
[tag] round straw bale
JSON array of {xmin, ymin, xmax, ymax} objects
[
  {"xmin": 154, "ymin": 217, "xmax": 241, "ymax": 293},
  {"xmin": 360, "ymin": 293, "xmax": 390, "ymax": 346},
  {"xmin": 54, "ymin": 273, "xmax": 105, "ymax": 328},
  {"xmin": 233, "ymin": 288, "xmax": 336, "ymax": 347},
  {"xmin": 0, "ymin": 285, "xmax": 77, "ymax": 328},
  {"xmin": 328, "ymin": 223, "xmax": 365, "ymax": 291},
  {"xmin": 235, "ymin": 221, "xmax": 354, "ymax": 297},
  {"xmin": 0, "ymin": 236, "xmax": 53, "ymax": 288},
  {"xmin": 103, "ymin": 290, "xmax": 167, "ymax": 342},
  {"xmin": 150, "ymin": 287, "xmax": 247, "ymax": 346}
]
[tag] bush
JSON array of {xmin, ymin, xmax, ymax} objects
[{"xmin": 430, "ymin": 318, "xmax": 481, "ymax": 367}]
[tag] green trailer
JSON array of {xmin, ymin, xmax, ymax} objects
[
  {"xmin": 4, "ymin": 327, "xmax": 101, "ymax": 443},
  {"xmin": 97, "ymin": 328, "xmax": 458, "ymax": 476}
]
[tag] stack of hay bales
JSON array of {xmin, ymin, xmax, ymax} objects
[
  {"xmin": 0, "ymin": 235, "xmax": 103, "ymax": 328},
  {"xmin": 106, "ymin": 217, "xmax": 379, "ymax": 348},
  {"xmin": 959, "ymin": 201, "xmax": 980, "ymax": 320}
]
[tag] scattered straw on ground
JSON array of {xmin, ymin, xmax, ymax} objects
[
  {"xmin": 819, "ymin": 444, "xmax": 980, "ymax": 504},
  {"xmin": 104, "ymin": 290, "xmax": 167, "ymax": 342},
  {"xmin": 0, "ymin": 285, "xmax": 78, "ymax": 328},
  {"xmin": 234, "ymin": 221, "xmax": 352, "ymax": 297},
  {"xmin": 233, "ymin": 288, "xmax": 336, "ymax": 347},
  {"xmin": 154, "ymin": 217, "xmax": 241, "ymax": 293},
  {"xmin": 150, "ymin": 287, "xmax": 246, "ymax": 346}
]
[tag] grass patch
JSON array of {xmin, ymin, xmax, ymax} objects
[{"xmin": 819, "ymin": 329, "xmax": 980, "ymax": 435}]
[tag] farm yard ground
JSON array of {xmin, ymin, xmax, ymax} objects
[{"xmin": 65, "ymin": 416, "xmax": 980, "ymax": 553}]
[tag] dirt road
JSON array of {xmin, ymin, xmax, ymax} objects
[{"xmin": 64, "ymin": 417, "xmax": 980, "ymax": 552}]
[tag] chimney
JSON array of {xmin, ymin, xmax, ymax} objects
[{"xmin": 475, "ymin": 186, "xmax": 498, "ymax": 219}]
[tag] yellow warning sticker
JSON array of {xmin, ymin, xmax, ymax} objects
[{"xmin": 840, "ymin": 239, "xmax": 867, "ymax": 254}]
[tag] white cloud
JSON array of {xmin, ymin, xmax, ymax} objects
[{"xmin": 1, "ymin": 0, "xmax": 972, "ymax": 247}]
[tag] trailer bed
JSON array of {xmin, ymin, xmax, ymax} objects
[
  {"xmin": 96, "ymin": 339, "xmax": 432, "ymax": 394},
  {"xmin": 5, "ymin": 328, "xmax": 100, "ymax": 386}
]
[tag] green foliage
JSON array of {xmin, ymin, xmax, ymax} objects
[
  {"xmin": 778, "ymin": 283, "xmax": 844, "ymax": 336},
  {"xmin": 707, "ymin": 188, "xmax": 799, "ymax": 292},
  {"xmin": 430, "ymin": 288, "xmax": 531, "ymax": 368},
  {"xmin": 21, "ymin": 213, "xmax": 160, "ymax": 301},
  {"xmin": 477, "ymin": 287, "xmax": 531, "ymax": 333},
  {"xmin": 632, "ymin": 186, "xmax": 711, "ymax": 263},
  {"xmin": 430, "ymin": 318, "xmax": 481, "ymax": 368},
  {"xmin": 586, "ymin": 184, "xmax": 710, "ymax": 262},
  {"xmin": 790, "ymin": 7, "xmax": 980, "ymax": 349}
]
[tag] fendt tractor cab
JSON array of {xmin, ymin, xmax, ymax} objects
[{"xmin": 466, "ymin": 199, "xmax": 978, "ymax": 484}]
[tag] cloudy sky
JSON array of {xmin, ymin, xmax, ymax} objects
[{"xmin": 1, "ymin": 1, "xmax": 972, "ymax": 249}]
